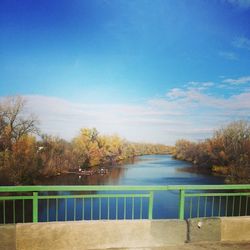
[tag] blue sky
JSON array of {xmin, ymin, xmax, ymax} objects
[{"xmin": 1, "ymin": 0, "xmax": 250, "ymax": 144}]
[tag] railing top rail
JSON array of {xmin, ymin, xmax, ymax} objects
[{"xmin": 0, "ymin": 184, "xmax": 250, "ymax": 192}]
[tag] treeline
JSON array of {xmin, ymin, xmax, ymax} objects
[
  {"xmin": 0, "ymin": 96, "xmax": 171, "ymax": 185},
  {"xmin": 174, "ymin": 121, "xmax": 250, "ymax": 182}
]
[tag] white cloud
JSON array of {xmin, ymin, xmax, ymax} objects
[
  {"xmin": 163, "ymin": 87, "xmax": 250, "ymax": 111},
  {"xmin": 187, "ymin": 81, "xmax": 214, "ymax": 89},
  {"xmin": 165, "ymin": 88, "xmax": 186, "ymax": 99},
  {"xmin": 163, "ymin": 127, "xmax": 214, "ymax": 135},
  {"xmin": 219, "ymin": 51, "xmax": 238, "ymax": 60},
  {"xmin": 226, "ymin": 0, "xmax": 250, "ymax": 8},
  {"xmin": 13, "ymin": 80, "xmax": 250, "ymax": 145},
  {"xmin": 223, "ymin": 76, "xmax": 250, "ymax": 84},
  {"xmin": 202, "ymin": 82, "xmax": 214, "ymax": 87},
  {"xmin": 23, "ymin": 95, "xmax": 186, "ymax": 144},
  {"xmin": 232, "ymin": 36, "xmax": 250, "ymax": 50}
]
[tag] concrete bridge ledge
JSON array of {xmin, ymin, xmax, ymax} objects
[
  {"xmin": 15, "ymin": 220, "xmax": 187, "ymax": 250},
  {"xmin": 187, "ymin": 216, "xmax": 250, "ymax": 243},
  {"xmin": 0, "ymin": 217, "xmax": 250, "ymax": 250},
  {"xmin": 220, "ymin": 216, "xmax": 250, "ymax": 242},
  {"xmin": 0, "ymin": 224, "xmax": 16, "ymax": 250}
]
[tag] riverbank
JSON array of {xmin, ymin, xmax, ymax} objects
[
  {"xmin": 175, "ymin": 159, "xmax": 250, "ymax": 184},
  {"xmin": 1, "ymin": 154, "xmax": 225, "ymax": 186},
  {"xmin": 172, "ymin": 121, "xmax": 250, "ymax": 184}
]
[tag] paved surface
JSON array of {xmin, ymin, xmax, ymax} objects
[{"xmin": 106, "ymin": 242, "xmax": 250, "ymax": 250}]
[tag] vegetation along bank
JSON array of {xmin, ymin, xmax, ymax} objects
[
  {"xmin": 0, "ymin": 96, "xmax": 172, "ymax": 185},
  {"xmin": 173, "ymin": 120, "xmax": 250, "ymax": 183}
]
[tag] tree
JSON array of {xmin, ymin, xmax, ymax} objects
[
  {"xmin": 72, "ymin": 128, "xmax": 103, "ymax": 168},
  {"xmin": 39, "ymin": 134, "xmax": 73, "ymax": 176},
  {"xmin": 213, "ymin": 121, "xmax": 250, "ymax": 179},
  {"xmin": 173, "ymin": 120, "xmax": 250, "ymax": 181},
  {"xmin": 7, "ymin": 135, "xmax": 42, "ymax": 184},
  {"xmin": 0, "ymin": 96, "xmax": 39, "ymax": 151},
  {"xmin": 0, "ymin": 96, "xmax": 40, "ymax": 184}
]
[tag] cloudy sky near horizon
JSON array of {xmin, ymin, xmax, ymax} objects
[{"xmin": 1, "ymin": 0, "xmax": 250, "ymax": 145}]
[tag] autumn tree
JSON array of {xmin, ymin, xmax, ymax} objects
[
  {"xmin": 72, "ymin": 128, "xmax": 103, "ymax": 168},
  {"xmin": 5, "ymin": 135, "xmax": 42, "ymax": 184},
  {"xmin": 0, "ymin": 96, "xmax": 40, "ymax": 184},
  {"xmin": 0, "ymin": 96, "xmax": 39, "ymax": 151},
  {"xmin": 72, "ymin": 128, "xmax": 170, "ymax": 169},
  {"xmin": 173, "ymin": 120, "xmax": 250, "ymax": 181},
  {"xmin": 212, "ymin": 121, "xmax": 250, "ymax": 178},
  {"xmin": 174, "ymin": 139, "xmax": 197, "ymax": 161},
  {"xmin": 38, "ymin": 135, "xmax": 73, "ymax": 176},
  {"xmin": 214, "ymin": 121, "xmax": 250, "ymax": 166}
]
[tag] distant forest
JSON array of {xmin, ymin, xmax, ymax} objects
[
  {"xmin": 174, "ymin": 120, "xmax": 250, "ymax": 183},
  {"xmin": 0, "ymin": 96, "xmax": 172, "ymax": 185}
]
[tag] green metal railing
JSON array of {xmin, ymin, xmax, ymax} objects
[{"xmin": 0, "ymin": 184, "xmax": 250, "ymax": 224}]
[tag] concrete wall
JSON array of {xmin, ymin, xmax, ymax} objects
[
  {"xmin": 16, "ymin": 220, "xmax": 186, "ymax": 250},
  {"xmin": 0, "ymin": 217, "xmax": 250, "ymax": 250},
  {"xmin": 187, "ymin": 217, "xmax": 221, "ymax": 242},
  {"xmin": 221, "ymin": 217, "xmax": 250, "ymax": 242},
  {"xmin": 0, "ymin": 224, "xmax": 16, "ymax": 250},
  {"xmin": 187, "ymin": 216, "xmax": 250, "ymax": 243}
]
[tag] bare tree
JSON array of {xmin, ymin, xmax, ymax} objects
[{"xmin": 0, "ymin": 96, "xmax": 39, "ymax": 150}]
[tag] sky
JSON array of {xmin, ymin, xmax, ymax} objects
[{"xmin": 1, "ymin": 0, "xmax": 250, "ymax": 145}]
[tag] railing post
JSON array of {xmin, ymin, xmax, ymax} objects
[
  {"xmin": 148, "ymin": 191, "xmax": 154, "ymax": 220},
  {"xmin": 33, "ymin": 192, "xmax": 38, "ymax": 223},
  {"xmin": 178, "ymin": 189, "xmax": 185, "ymax": 220}
]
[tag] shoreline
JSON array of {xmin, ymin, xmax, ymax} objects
[{"xmin": 176, "ymin": 162, "xmax": 250, "ymax": 184}]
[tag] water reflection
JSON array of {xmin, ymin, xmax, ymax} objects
[
  {"xmin": 36, "ymin": 166, "xmax": 126, "ymax": 185},
  {"xmin": 3, "ymin": 155, "xmax": 237, "ymax": 223},
  {"xmin": 36, "ymin": 154, "xmax": 224, "ymax": 186},
  {"xmin": 36, "ymin": 155, "xmax": 227, "ymax": 221}
]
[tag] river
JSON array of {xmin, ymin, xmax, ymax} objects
[
  {"xmin": 38, "ymin": 154, "xmax": 224, "ymax": 186},
  {"xmin": 36, "ymin": 155, "xmax": 227, "ymax": 221}
]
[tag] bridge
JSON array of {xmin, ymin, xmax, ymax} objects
[{"xmin": 1, "ymin": 184, "xmax": 250, "ymax": 249}]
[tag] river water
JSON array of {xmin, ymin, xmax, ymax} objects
[
  {"xmin": 36, "ymin": 155, "xmax": 228, "ymax": 221},
  {"xmin": 2, "ymin": 155, "xmax": 231, "ymax": 223},
  {"xmin": 39, "ymin": 154, "xmax": 224, "ymax": 186}
]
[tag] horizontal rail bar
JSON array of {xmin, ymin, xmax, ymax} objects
[
  {"xmin": 38, "ymin": 194, "xmax": 150, "ymax": 199},
  {"xmin": 186, "ymin": 192, "xmax": 250, "ymax": 197},
  {"xmin": 0, "ymin": 196, "xmax": 33, "ymax": 200},
  {"xmin": 1, "ymin": 184, "xmax": 250, "ymax": 193}
]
